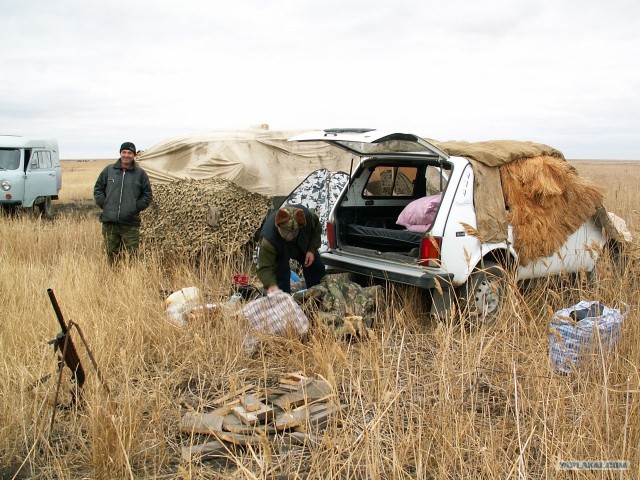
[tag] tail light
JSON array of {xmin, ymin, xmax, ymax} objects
[
  {"xmin": 326, "ymin": 221, "xmax": 337, "ymax": 249},
  {"xmin": 419, "ymin": 236, "xmax": 441, "ymax": 267}
]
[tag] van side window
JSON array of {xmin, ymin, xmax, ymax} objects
[
  {"xmin": 0, "ymin": 149, "xmax": 20, "ymax": 170},
  {"xmin": 40, "ymin": 151, "xmax": 52, "ymax": 168},
  {"xmin": 30, "ymin": 152, "xmax": 40, "ymax": 170},
  {"xmin": 30, "ymin": 151, "xmax": 52, "ymax": 170}
]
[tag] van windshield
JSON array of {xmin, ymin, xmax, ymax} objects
[{"xmin": 0, "ymin": 149, "xmax": 20, "ymax": 170}]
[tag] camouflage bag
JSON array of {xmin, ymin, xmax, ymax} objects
[{"xmin": 293, "ymin": 273, "xmax": 382, "ymax": 339}]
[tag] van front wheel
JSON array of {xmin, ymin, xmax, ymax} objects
[
  {"xmin": 36, "ymin": 196, "xmax": 53, "ymax": 219},
  {"xmin": 459, "ymin": 261, "xmax": 505, "ymax": 326}
]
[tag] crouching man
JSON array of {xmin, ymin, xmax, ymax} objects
[{"xmin": 257, "ymin": 205, "xmax": 326, "ymax": 294}]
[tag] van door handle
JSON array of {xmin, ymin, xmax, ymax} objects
[{"xmin": 49, "ymin": 173, "xmax": 56, "ymax": 176}]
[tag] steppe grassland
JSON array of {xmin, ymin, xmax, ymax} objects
[{"xmin": 0, "ymin": 159, "xmax": 638, "ymax": 479}]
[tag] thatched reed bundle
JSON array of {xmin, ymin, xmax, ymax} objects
[
  {"xmin": 140, "ymin": 178, "xmax": 272, "ymax": 259},
  {"xmin": 500, "ymin": 155, "xmax": 604, "ymax": 265}
]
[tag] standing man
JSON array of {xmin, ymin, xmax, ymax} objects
[
  {"xmin": 257, "ymin": 204, "xmax": 326, "ymax": 294},
  {"xmin": 93, "ymin": 142, "xmax": 153, "ymax": 262}
]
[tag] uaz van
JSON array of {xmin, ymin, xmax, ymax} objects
[{"xmin": 0, "ymin": 136, "xmax": 62, "ymax": 217}]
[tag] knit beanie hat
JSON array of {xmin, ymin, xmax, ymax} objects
[
  {"xmin": 275, "ymin": 206, "xmax": 307, "ymax": 241},
  {"xmin": 120, "ymin": 142, "xmax": 136, "ymax": 155}
]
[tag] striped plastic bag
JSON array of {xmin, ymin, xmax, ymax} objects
[
  {"xmin": 239, "ymin": 291, "xmax": 309, "ymax": 355},
  {"xmin": 549, "ymin": 301, "xmax": 628, "ymax": 373}
]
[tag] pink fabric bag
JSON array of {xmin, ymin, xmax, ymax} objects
[{"xmin": 396, "ymin": 194, "xmax": 441, "ymax": 232}]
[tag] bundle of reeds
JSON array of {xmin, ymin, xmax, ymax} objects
[{"xmin": 500, "ymin": 155, "xmax": 604, "ymax": 264}]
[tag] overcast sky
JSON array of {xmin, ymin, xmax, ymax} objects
[{"xmin": 1, "ymin": 0, "xmax": 639, "ymax": 159}]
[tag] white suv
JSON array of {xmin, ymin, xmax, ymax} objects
[{"xmin": 289, "ymin": 129, "xmax": 605, "ymax": 321}]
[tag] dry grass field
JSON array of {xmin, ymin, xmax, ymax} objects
[{"xmin": 1, "ymin": 159, "xmax": 639, "ymax": 479}]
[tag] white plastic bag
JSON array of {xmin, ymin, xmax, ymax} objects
[
  {"xmin": 165, "ymin": 286, "xmax": 200, "ymax": 307},
  {"xmin": 165, "ymin": 286, "xmax": 201, "ymax": 327}
]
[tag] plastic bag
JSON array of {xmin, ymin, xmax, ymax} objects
[
  {"xmin": 239, "ymin": 291, "xmax": 309, "ymax": 355},
  {"xmin": 549, "ymin": 301, "xmax": 629, "ymax": 373},
  {"xmin": 165, "ymin": 287, "xmax": 200, "ymax": 307},
  {"xmin": 165, "ymin": 286, "xmax": 201, "ymax": 327}
]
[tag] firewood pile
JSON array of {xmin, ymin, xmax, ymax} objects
[{"xmin": 180, "ymin": 372, "xmax": 346, "ymax": 461}]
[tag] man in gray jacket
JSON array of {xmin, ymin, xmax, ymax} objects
[{"xmin": 93, "ymin": 142, "xmax": 153, "ymax": 262}]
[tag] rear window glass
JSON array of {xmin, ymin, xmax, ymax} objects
[
  {"xmin": 363, "ymin": 164, "xmax": 450, "ymax": 198},
  {"xmin": 364, "ymin": 166, "xmax": 417, "ymax": 197},
  {"xmin": 0, "ymin": 149, "xmax": 20, "ymax": 170}
]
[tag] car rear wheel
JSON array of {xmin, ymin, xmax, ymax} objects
[{"xmin": 459, "ymin": 261, "xmax": 505, "ymax": 326}]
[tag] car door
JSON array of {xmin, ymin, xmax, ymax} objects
[{"xmin": 24, "ymin": 150, "xmax": 57, "ymax": 207}]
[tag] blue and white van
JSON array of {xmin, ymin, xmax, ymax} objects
[{"xmin": 0, "ymin": 136, "xmax": 62, "ymax": 217}]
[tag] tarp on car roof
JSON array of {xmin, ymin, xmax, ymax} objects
[
  {"xmin": 136, "ymin": 126, "xmax": 354, "ymax": 197},
  {"xmin": 432, "ymin": 139, "xmax": 564, "ymax": 167}
]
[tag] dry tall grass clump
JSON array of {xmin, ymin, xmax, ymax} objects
[
  {"xmin": 0, "ymin": 159, "xmax": 639, "ymax": 479},
  {"xmin": 501, "ymin": 156, "xmax": 604, "ymax": 264}
]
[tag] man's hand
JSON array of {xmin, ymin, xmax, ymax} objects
[
  {"xmin": 304, "ymin": 251, "xmax": 314, "ymax": 268},
  {"xmin": 267, "ymin": 285, "xmax": 281, "ymax": 295}
]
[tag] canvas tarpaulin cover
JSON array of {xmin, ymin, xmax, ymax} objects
[{"xmin": 136, "ymin": 127, "xmax": 354, "ymax": 197}]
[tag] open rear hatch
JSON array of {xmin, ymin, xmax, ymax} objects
[
  {"xmin": 289, "ymin": 129, "xmax": 449, "ymax": 160},
  {"xmin": 290, "ymin": 129, "xmax": 452, "ymax": 266}
]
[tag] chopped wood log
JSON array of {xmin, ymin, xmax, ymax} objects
[
  {"xmin": 275, "ymin": 409, "xmax": 308, "ymax": 430},
  {"xmin": 279, "ymin": 373, "xmax": 313, "ymax": 391},
  {"xmin": 301, "ymin": 379, "xmax": 334, "ymax": 401},
  {"xmin": 240, "ymin": 393, "xmax": 261, "ymax": 412},
  {"xmin": 307, "ymin": 404, "xmax": 346, "ymax": 426},
  {"xmin": 272, "ymin": 391, "xmax": 307, "ymax": 410},
  {"xmin": 293, "ymin": 404, "xmax": 349, "ymax": 432},
  {"xmin": 281, "ymin": 431, "xmax": 323, "ymax": 446},
  {"xmin": 266, "ymin": 390, "xmax": 290, "ymax": 402},
  {"xmin": 180, "ymin": 411, "xmax": 224, "ymax": 435},
  {"xmin": 211, "ymin": 430, "xmax": 262, "ymax": 446},
  {"xmin": 232, "ymin": 400, "xmax": 274, "ymax": 425},
  {"xmin": 232, "ymin": 405, "xmax": 259, "ymax": 426},
  {"xmin": 223, "ymin": 413, "xmax": 278, "ymax": 435},
  {"xmin": 284, "ymin": 372, "xmax": 309, "ymax": 382},
  {"xmin": 181, "ymin": 440, "xmax": 227, "ymax": 462},
  {"xmin": 279, "ymin": 378, "xmax": 301, "ymax": 386},
  {"xmin": 277, "ymin": 383, "xmax": 300, "ymax": 393},
  {"xmin": 179, "ymin": 373, "xmax": 344, "ymax": 455}
]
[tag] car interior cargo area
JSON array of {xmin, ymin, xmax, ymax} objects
[
  {"xmin": 338, "ymin": 206, "xmax": 423, "ymax": 254},
  {"xmin": 333, "ymin": 161, "xmax": 450, "ymax": 260}
]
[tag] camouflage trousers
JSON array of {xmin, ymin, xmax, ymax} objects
[
  {"xmin": 102, "ymin": 223, "xmax": 140, "ymax": 261},
  {"xmin": 293, "ymin": 273, "xmax": 382, "ymax": 338}
]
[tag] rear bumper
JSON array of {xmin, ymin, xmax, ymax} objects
[{"xmin": 322, "ymin": 251, "xmax": 455, "ymax": 290}]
